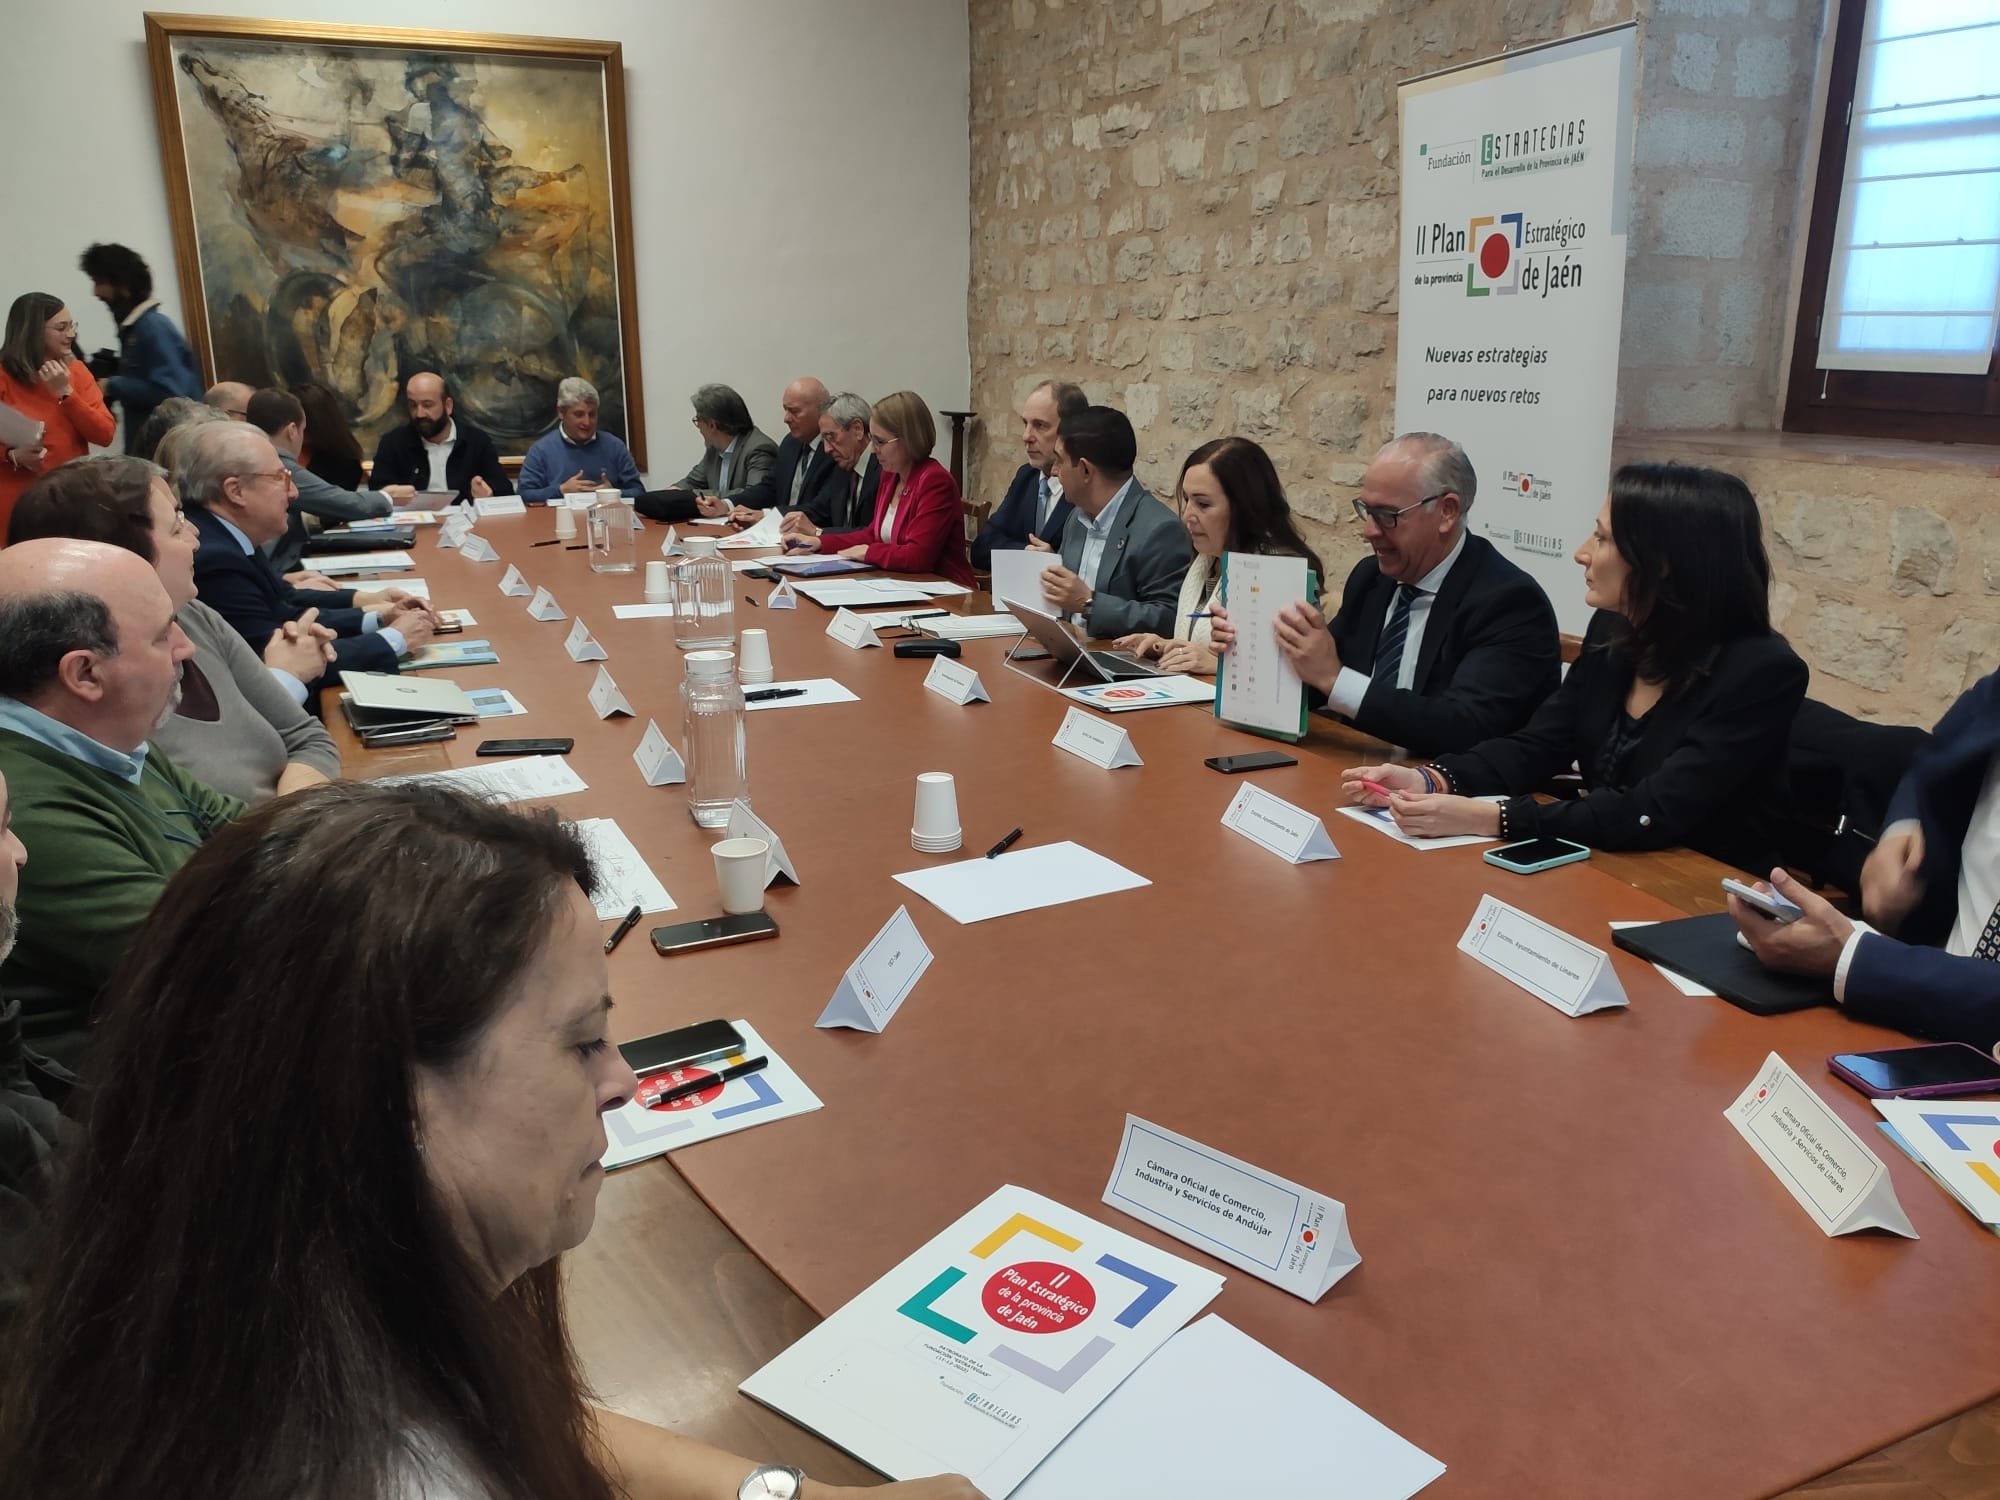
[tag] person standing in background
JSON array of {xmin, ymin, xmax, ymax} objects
[
  {"xmin": 0, "ymin": 295, "xmax": 116, "ymax": 540},
  {"xmin": 78, "ymin": 245, "xmax": 202, "ymax": 451}
]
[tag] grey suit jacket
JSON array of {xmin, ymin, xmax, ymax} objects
[
  {"xmin": 677, "ymin": 426, "xmax": 780, "ymax": 502},
  {"xmin": 1058, "ymin": 479, "xmax": 1193, "ymax": 639},
  {"xmin": 267, "ymin": 452, "xmax": 394, "ymax": 574}
]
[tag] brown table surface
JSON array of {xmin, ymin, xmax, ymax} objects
[{"xmin": 330, "ymin": 514, "xmax": 2000, "ymax": 1498}]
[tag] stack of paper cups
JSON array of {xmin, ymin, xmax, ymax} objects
[
  {"xmin": 553, "ymin": 505, "xmax": 578, "ymax": 540},
  {"xmin": 911, "ymin": 772, "xmax": 962, "ymax": 853},
  {"xmin": 644, "ymin": 559, "xmax": 672, "ymax": 603},
  {"xmin": 738, "ymin": 628, "xmax": 774, "ymax": 684}
]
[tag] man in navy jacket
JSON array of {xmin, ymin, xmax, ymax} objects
[
  {"xmin": 969, "ymin": 379, "xmax": 1086, "ymax": 570},
  {"xmin": 1735, "ymin": 672, "xmax": 1999, "ymax": 1051}
]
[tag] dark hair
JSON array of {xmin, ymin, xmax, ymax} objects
[
  {"xmin": 79, "ymin": 243, "xmax": 153, "ymax": 303},
  {"xmin": 1602, "ymin": 462, "xmax": 1773, "ymax": 691},
  {"xmin": 246, "ymin": 387, "xmax": 306, "ymax": 436},
  {"xmin": 1178, "ymin": 436, "xmax": 1324, "ymax": 581},
  {"xmin": 8, "ymin": 457, "xmax": 166, "ymax": 562},
  {"xmin": 131, "ymin": 396, "xmax": 209, "ymax": 462},
  {"xmin": 0, "ymin": 783, "xmax": 620, "ymax": 1500},
  {"xmin": 1033, "ymin": 380, "xmax": 1089, "ymax": 420},
  {"xmin": 1, "ymin": 293, "xmax": 66, "ymax": 384},
  {"xmin": 0, "ymin": 592, "xmax": 120, "ymax": 698},
  {"xmin": 690, "ymin": 382, "xmax": 753, "ymax": 437},
  {"xmin": 296, "ymin": 381, "xmax": 363, "ymax": 465},
  {"xmin": 1057, "ymin": 404, "xmax": 1137, "ymax": 475}
]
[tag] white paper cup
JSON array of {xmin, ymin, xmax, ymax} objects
[
  {"xmin": 713, "ymin": 836, "xmax": 770, "ymax": 914},
  {"xmin": 644, "ymin": 559, "xmax": 671, "ymax": 601},
  {"xmin": 683, "ymin": 536, "xmax": 720, "ymax": 558},
  {"xmin": 595, "ymin": 486, "xmax": 621, "ymax": 506},
  {"xmin": 738, "ymin": 628, "xmax": 773, "ymax": 683},
  {"xmin": 912, "ymin": 772, "xmax": 961, "ymax": 844},
  {"xmin": 553, "ymin": 506, "xmax": 578, "ymax": 539}
]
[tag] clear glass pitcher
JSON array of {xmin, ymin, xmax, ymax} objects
[
  {"xmin": 681, "ymin": 649, "xmax": 748, "ymax": 827},
  {"xmin": 672, "ymin": 555, "xmax": 736, "ymax": 649},
  {"xmin": 586, "ymin": 492, "xmax": 636, "ymax": 573}
]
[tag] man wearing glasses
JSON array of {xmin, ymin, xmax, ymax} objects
[{"xmin": 1218, "ymin": 432, "xmax": 1557, "ymax": 755}]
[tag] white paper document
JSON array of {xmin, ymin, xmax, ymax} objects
[
  {"xmin": 741, "ymin": 1184, "xmax": 1225, "ymax": 1500},
  {"xmin": 527, "ymin": 586, "xmax": 566, "ymax": 621},
  {"xmin": 1013, "ymin": 1316, "xmax": 1445, "ymax": 1500},
  {"xmin": 376, "ymin": 576, "xmax": 432, "ymax": 600},
  {"xmin": 467, "ymin": 687, "xmax": 527, "ymax": 718},
  {"xmin": 902, "ymin": 580, "xmax": 973, "ymax": 597},
  {"xmin": 634, "ymin": 720, "xmax": 686, "ymax": 786},
  {"xmin": 312, "ymin": 550, "xmax": 415, "ymax": 575},
  {"xmin": 600, "ymin": 1019, "xmax": 821, "ymax": 1170},
  {"xmin": 924, "ymin": 656, "xmax": 990, "ymax": 705},
  {"xmin": 587, "ymin": 665, "xmax": 633, "ymax": 718},
  {"xmin": 612, "ymin": 601, "xmax": 676, "ymax": 619},
  {"xmin": 1874, "ymin": 1098, "xmax": 2000, "ymax": 1228},
  {"xmin": 382, "ymin": 755, "xmax": 587, "ymax": 804},
  {"xmin": 991, "ymin": 548, "xmax": 1063, "ymax": 609},
  {"xmin": 815, "ymin": 905, "xmax": 932, "ymax": 1032},
  {"xmin": 1103, "ymin": 1116, "xmax": 1358, "ymax": 1302},
  {"xmin": 1215, "ymin": 551, "xmax": 1308, "ymax": 738},
  {"xmin": 728, "ymin": 800, "xmax": 799, "ymax": 885},
  {"xmin": 826, "ymin": 607, "xmax": 882, "ymax": 649},
  {"xmin": 474, "ymin": 495, "xmax": 527, "ymax": 518},
  {"xmin": 1336, "ymin": 802, "xmax": 1502, "ymax": 852},
  {"xmin": 1456, "ymin": 895, "xmax": 1628, "ymax": 1017},
  {"xmin": 794, "ymin": 579, "xmax": 936, "ymax": 608},
  {"xmin": 893, "ymin": 841, "xmax": 1150, "ymax": 925},
  {"xmin": 1220, "ymin": 783, "xmax": 1340, "ymax": 864},
  {"xmin": 570, "ymin": 817, "xmax": 675, "ymax": 920},
  {"xmin": 0, "ymin": 405, "xmax": 45, "ymax": 451},
  {"xmin": 922, "ymin": 613, "xmax": 1028, "ymax": 641},
  {"xmin": 1053, "ymin": 707, "xmax": 1143, "ymax": 769},
  {"xmin": 1726, "ymin": 1053, "xmax": 1916, "ymax": 1237},
  {"xmin": 1058, "ymin": 676, "xmax": 1212, "ymax": 712},
  {"xmin": 718, "ymin": 511, "xmax": 783, "ymax": 547},
  {"xmin": 565, "ymin": 618, "xmax": 608, "ymax": 662},
  {"xmin": 743, "ymin": 678, "xmax": 859, "ymax": 711}
]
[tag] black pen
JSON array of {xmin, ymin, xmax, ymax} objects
[
  {"xmin": 603, "ymin": 904, "xmax": 643, "ymax": 953},
  {"xmin": 901, "ymin": 610, "xmax": 951, "ymax": 622},
  {"xmin": 745, "ymin": 687, "xmax": 806, "ymax": 702},
  {"xmin": 647, "ymin": 1054, "xmax": 770, "ymax": 1106},
  {"xmin": 564, "ymin": 544, "xmax": 588, "ymax": 551},
  {"xmin": 744, "ymin": 595, "xmax": 760, "ymax": 607},
  {"xmin": 983, "ymin": 826, "xmax": 1024, "ymax": 859},
  {"xmin": 532, "ymin": 538, "xmax": 560, "ymax": 547}
]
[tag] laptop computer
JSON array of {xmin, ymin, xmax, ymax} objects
[
  {"xmin": 339, "ymin": 671, "xmax": 479, "ymax": 728},
  {"xmin": 999, "ymin": 598, "xmax": 1167, "ymax": 682}
]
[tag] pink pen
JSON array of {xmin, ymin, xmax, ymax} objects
[{"xmin": 1358, "ymin": 778, "xmax": 1394, "ymax": 798}]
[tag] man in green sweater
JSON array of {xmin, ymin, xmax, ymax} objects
[{"xmin": 0, "ymin": 539, "xmax": 246, "ymax": 1067}]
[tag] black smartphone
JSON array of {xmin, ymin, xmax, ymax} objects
[
  {"xmin": 1828, "ymin": 1043, "xmax": 2000, "ymax": 1099},
  {"xmin": 476, "ymin": 737, "xmax": 577, "ymax": 756},
  {"xmin": 651, "ymin": 912, "xmax": 780, "ymax": 955},
  {"xmin": 360, "ymin": 723, "xmax": 456, "ymax": 747},
  {"xmin": 618, "ymin": 1019, "xmax": 748, "ymax": 1076},
  {"xmin": 432, "ymin": 622, "xmax": 465, "ymax": 636},
  {"xmin": 1205, "ymin": 751, "xmax": 1299, "ymax": 774},
  {"xmin": 743, "ymin": 567, "xmax": 780, "ymax": 581},
  {"xmin": 895, "ymin": 639, "xmax": 961, "ymax": 658}
]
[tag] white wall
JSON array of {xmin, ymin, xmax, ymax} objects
[{"xmin": 0, "ymin": 0, "xmax": 972, "ymax": 479}]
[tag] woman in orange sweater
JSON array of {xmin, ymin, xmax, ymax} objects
[{"xmin": 0, "ymin": 293, "xmax": 116, "ymax": 538}]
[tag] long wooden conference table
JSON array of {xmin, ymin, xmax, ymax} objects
[{"xmin": 326, "ymin": 510, "xmax": 1999, "ymax": 1498}]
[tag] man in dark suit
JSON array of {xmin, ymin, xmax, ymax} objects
[
  {"xmin": 368, "ymin": 372, "xmax": 513, "ymax": 500},
  {"xmin": 1736, "ymin": 672, "xmax": 2000, "ymax": 1050},
  {"xmin": 725, "ymin": 377, "xmax": 846, "ymax": 525},
  {"xmin": 781, "ymin": 392, "xmax": 880, "ymax": 538},
  {"xmin": 969, "ymin": 379, "xmax": 1087, "ymax": 570},
  {"xmin": 178, "ymin": 424, "xmax": 436, "ymax": 696},
  {"xmin": 1221, "ymin": 433, "xmax": 1558, "ymax": 757},
  {"xmin": 1036, "ymin": 405, "xmax": 1191, "ymax": 639}
]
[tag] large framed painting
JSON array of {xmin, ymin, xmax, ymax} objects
[{"xmin": 143, "ymin": 14, "xmax": 646, "ymax": 466}]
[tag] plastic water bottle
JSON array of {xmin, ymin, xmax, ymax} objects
[
  {"xmin": 673, "ymin": 556, "xmax": 736, "ymax": 649},
  {"xmin": 681, "ymin": 649, "xmax": 748, "ymax": 827}
]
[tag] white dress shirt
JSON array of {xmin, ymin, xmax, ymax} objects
[
  {"xmin": 1073, "ymin": 477, "xmax": 1136, "ymax": 623},
  {"xmin": 423, "ymin": 421, "xmax": 457, "ymax": 493},
  {"xmin": 1327, "ymin": 529, "xmax": 1468, "ymax": 719}
]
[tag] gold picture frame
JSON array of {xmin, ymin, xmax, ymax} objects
[{"xmin": 143, "ymin": 12, "xmax": 647, "ymax": 467}]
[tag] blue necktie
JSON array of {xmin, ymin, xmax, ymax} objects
[
  {"xmin": 1374, "ymin": 583, "xmax": 1421, "ymax": 685},
  {"xmin": 1037, "ymin": 475, "xmax": 1052, "ymax": 529}
]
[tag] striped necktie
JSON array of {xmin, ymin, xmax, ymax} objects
[{"xmin": 1374, "ymin": 583, "xmax": 1421, "ymax": 686}]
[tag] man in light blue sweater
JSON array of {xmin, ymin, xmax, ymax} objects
[{"xmin": 516, "ymin": 377, "xmax": 644, "ymax": 504}]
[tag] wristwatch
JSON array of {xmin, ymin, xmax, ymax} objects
[{"xmin": 737, "ymin": 1464, "xmax": 807, "ymax": 1500}]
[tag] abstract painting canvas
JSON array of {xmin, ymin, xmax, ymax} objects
[{"xmin": 144, "ymin": 14, "xmax": 646, "ymax": 464}]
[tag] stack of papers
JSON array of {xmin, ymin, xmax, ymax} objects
[
  {"xmin": 312, "ymin": 550, "xmax": 416, "ymax": 575},
  {"xmin": 1876, "ymin": 1098, "xmax": 2000, "ymax": 1233},
  {"xmin": 719, "ymin": 511, "xmax": 784, "ymax": 547},
  {"xmin": 924, "ymin": 614, "xmax": 1029, "ymax": 641},
  {"xmin": 570, "ymin": 817, "xmax": 675, "ymax": 918},
  {"xmin": 403, "ymin": 639, "xmax": 499, "ymax": 669},
  {"xmin": 793, "ymin": 579, "xmax": 938, "ymax": 608},
  {"xmin": 1059, "ymin": 676, "xmax": 1213, "ymax": 711}
]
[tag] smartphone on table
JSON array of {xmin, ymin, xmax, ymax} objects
[
  {"xmin": 1204, "ymin": 751, "xmax": 1299, "ymax": 774},
  {"xmin": 651, "ymin": 912, "xmax": 779, "ymax": 955},
  {"xmin": 1482, "ymin": 838, "xmax": 1591, "ymax": 874},
  {"xmin": 1828, "ymin": 1043, "xmax": 2000, "ymax": 1099},
  {"xmin": 477, "ymin": 738, "xmax": 576, "ymax": 756},
  {"xmin": 618, "ymin": 1019, "xmax": 748, "ymax": 1077}
]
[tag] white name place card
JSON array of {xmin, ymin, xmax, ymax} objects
[
  {"xmin": 1726, "ymin": 1052, "xmax": 1916, "ymax": 1238},
  {"xmin": 1103, "ymin": 1115, "xmax": 1360, "ymax": 1303},
  {"xmin": 660, "ymin": 527, "xmax": 686, "ymax": 557},
  {"xmin": 1220, "ymin": 783, "xmax": 1340, "ymax": 864},
  {"xmin": 457, "ymin": 533, "xmax": 500, "ymax": 563},
  {"xmin": 527, "ymin": 587, "xmax": 566, "ymax": 622},
  {"xmin": 767, "ymin": 578, "xmax": 798, "ymax": 610},
  {"xmin": 1456, "ymin": 894, "xmax": 1629, "ymax": 1017},
  {"xmin": 825, "ymin": 607, "xmax": 881, "ymax": 649},
  {"xmin": 498, "ymin": 564, "xmax": 533, "ymax": 598},
  {"xmin": 726, "ymin": 799, "xmax": 799, "ymax": 886},
  {"xmin": 588, "ymin": 666, "xmax": 634, "ymax": 719},
  {"xmin": 814, "ymin": 905, "xmax": 933, "ymax": 1034},
  {"xmin": 633, "ymin": 719, "xmax": 686, "ymax": 786},
  {"xmin": 438, "ymin": 513, "xmax": 474, "ymax": 549},
  {"xmin": 923, "ymin": 655, "xmax": 990, "ymax": 705},
  {"xmin": 565, "ymin": 618, "xmax": 607, "ymax": 663},
  {"xmin": 1053, "ymin": 706, "xmax": 1143, "ymax": 769},
  {"xmin": 474, "ymin": 495, "xmax": 527, "ymax": 518}
]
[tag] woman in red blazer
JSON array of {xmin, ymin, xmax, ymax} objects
[{"xmin": 781, "ymin": 389, "xmax": 974, "ymax": 588}]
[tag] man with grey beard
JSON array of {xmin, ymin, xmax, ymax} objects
[{"xmin": 0, "ymin": 539, "xmax": 245, "ymax": 1068}]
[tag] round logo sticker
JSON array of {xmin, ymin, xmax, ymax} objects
[
  {"xmin": 981, "ymin": 1260, "xmax": 1096, "ymax": 1335},
  {"xmin": 637, "ymin": 1066, "xmax": 724, "ymax": 1112},
  {"xmin": 1479, "ymin": 232, "xmax": 1512, "ymax": 280}
]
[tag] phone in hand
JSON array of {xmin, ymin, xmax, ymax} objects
[
  {"xmin": 1204, "ymin": 751, "xmax": 1299, "ymax": 774},
  {"xmin": 1482, "ymin": 837, "xmax": 1591, "ymax": 874},
  {"xmin": 1721, "ymin": 877, "xmax": 1803, "ymax": 924},
  {"xmin": 650, "ymin": 912, "xmax": 779, "ymax": 955},
  {"xmin": 1828, "ymin": 1043, "xmax": 2000, "ymax": 1099},
  {"xmin": 618, "ymin": 1019, "xmax": 748, "ymax": 1076}
]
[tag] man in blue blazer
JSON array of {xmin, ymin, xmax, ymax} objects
[
  {"xmin": 1038, "ymin": 405, "xmax": 1191, "ymax": 639},
  {"xmin": 1735, "ymin": 672, "xmax": 1999, "ymax": 1051},
  {"xmin": 969, "ymin": 379, "xmax": 1087, "ymax": 570},
  {"xmin": 178, "ymin": 424, "xmax": 436, "ymax": 697}
]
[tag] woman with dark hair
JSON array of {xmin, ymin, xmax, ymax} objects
[
  {"xmin": 1342, "ymin": 463, "xmax": 1808, "ymax": 872},
  {"xmin": 297, "ymin": 380, "xmax": 366, "ymax": 491},
  {"xmin": 0, "ymin": 293, "xmax": 116, "ymax": 537},
  {"xmin": 0, "ymin": 781, "xmax": 981, "ymax": 1500},
  {"xmin": 1113, "ymin": 435, "xmax": 1325, "ymax": 677},
  {"xmin": 9, "ymin": 457, "xmax": 339, "ymax": 804}
]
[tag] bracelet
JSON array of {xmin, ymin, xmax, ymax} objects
[
  {"xmin": 1424, "ymin": 761, "xmax": 1456, "ymax": 795},
  {"xmin": 1416, "ymin": 765, "xmax": 1438, "ymax": 794}
]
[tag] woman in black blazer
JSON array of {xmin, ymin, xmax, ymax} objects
[{"xmin": 1343, "ymin": 463, "xmax": 1808, "ymax": 873}]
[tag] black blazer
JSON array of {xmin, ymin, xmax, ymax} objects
[
  {"xmin": 1324, "ymin": 533, "xmax": 1560, "ymax": 755},
  {"xmin": 800, "ymin": 457, "xmax": 881, "ymax": 533},
  {"xmin": 368, "ymin": 419, "xmax": 513, "ymax": 497},
  {"xmin": 188, "ymin": 505, "xmax": 397, "ymax": 693},
  {"xmin": 731, "ymin": 436, "xmax": 846, "ymax": 517},
  {"xmin": 971, "ymin": 464, "xmax": 1073, "ymax": 571},
  {"xmin": 1437, "ymin": 610, "xmax": 1809, "ymax": 873}
]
